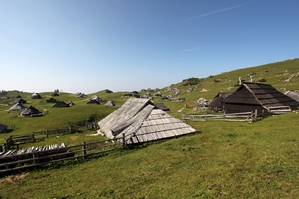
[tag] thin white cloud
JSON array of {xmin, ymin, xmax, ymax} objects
[
  {"xmin": 185, "ymin": 4, "xmax": 242, "ymax": 21},
  {"xmin": 180, "ymin": 47, "xmax": 202, "ymax": 53}
]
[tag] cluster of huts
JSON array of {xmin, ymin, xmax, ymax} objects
[
  {"xmin": 3, "ymin": 82, "xmax": 299, "ymax": 146},
  {"xmin": 96, "ymin": 82, "xmax": 299, "ymax": 145},
  {"xmin": 6, "ymin": 91, "xmax": 73, "ymax": 115},
  {"xmin": 86, "ymin": 95, "xmax": 115, "ymax": 107},
  {"xmin": 7, "ymin": 95, "xmax": 44, "ymax": 117}
]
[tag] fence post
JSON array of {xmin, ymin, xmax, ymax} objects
[
  {"xmin": 32, "ymin": 133, "xmax": 35, "ymax": 141},
  {"xmin": 69, "ymin": 126, "xmax": 73, "ymax": 134},
  {"xmin": 7, "ymin": 136, "xmax": 12, "ymax": 150},
  {"xmin": 223, "ymin": 113, "xmax": 226, "ymax": 121},
  {"xmin": 46, "ymin": 129, "xmax": 49, "ymax": 138},
  {"xmin": 82, "ymin": 142, "xmax": 86, "ymax": 160},
  {"xmin": 204, "ymin": 113, "xmax": 207, "ymax": 122},
  {"xmin": 3, "ymin": 142, "xmax": 7, "ymax": 152},
  {"xmin": 122, "ymin": 133, "xmax": 125, "ymax": 148},
  {"xmin": 255, "ymin": 109, "xmax": 258, "ymax": 119},
  {"xmin": 32, "ymin": 153, "xmax": 36, "ymax": 164}
]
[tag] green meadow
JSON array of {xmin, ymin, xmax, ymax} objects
[{"xmin": 1, "ymin": 59, "xmax": 299, "ymax": 198}]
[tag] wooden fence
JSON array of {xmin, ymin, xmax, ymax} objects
[
  {"xmin": 183, "ymin": 111, "xmax": 257, "ymax": 122},
  {"xmin": 268, "ymin": 106, "xmax": 292, "ymax": 115},
  {"xmin": 0, "ymin": 139, "xmax": 122, "ymax": 175},
  {"xmin": 2, "ymin": 126, "xmax": 79, "ymax": 151}
]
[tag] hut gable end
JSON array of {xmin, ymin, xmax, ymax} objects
[{"xmin": 224, "ymin": 82, "xmax": 299, "ymax": 115}]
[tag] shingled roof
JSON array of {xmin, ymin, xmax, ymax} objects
[
  {"xmin": 208, "ymin": 92, "xmax": 232, "ymax": 111},
  {"xmin": 284, "ymin": 90, "xmax": 299, "ymax": 102},
  {"xmin": 12, "ymin": 98, "xmax": 27, "ymax": 104},
  {"xmin": 52, "ymin": 101, "xmax": 69, "ymax": 108},
  {"xmin": 224, "ymin": 82, "xmax": 299, "ymax": 115},
  {"xmin": 21, "ymin": 106, "xmax": 43, "ymax": 116},
  {"xmin": 155, "ymin": 103, "xmax": 170, "ymax": 111},
  {"xmin": 97, "ymin": 98, "xmax": 197, "ymax": 144},
  {"xmin": 8, "ymin": 103, "xmax": 25, "ymax": 111},
  {"xmin": 0, "ymin": 123, "xmax": 8, "ymax": 133}
]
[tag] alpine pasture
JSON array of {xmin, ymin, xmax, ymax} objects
[{"xmin": 1, "ymin": 59, "xmax": 299, "ymax": 198}]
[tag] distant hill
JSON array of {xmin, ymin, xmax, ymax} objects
[
  {"xmin": 150, "ymin": 58, "xmax": 299, "ymax": 104},
  {"xmin": 3, "ymin": 58, "xmax": 299, "ymax": 108}
]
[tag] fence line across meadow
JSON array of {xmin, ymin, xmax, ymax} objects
[
  {"xmin": 2, "ymin": 126, "xmax": 79, "ymax": 151},
  {"xmin": 0, "ymin": 139, "xmax": 122, "ymax": 175},
  {"xmin": 182, "ymin": 111, "xmax": 258, "ymax": 122}
]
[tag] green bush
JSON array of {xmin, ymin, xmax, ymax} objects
[
  {"xmin": 258, "ymin": 78, "xmax": 267, "ymax": 82},
  {"xmin": 182, "ymin": 77, "xmax": 201, "ymax": 86}
]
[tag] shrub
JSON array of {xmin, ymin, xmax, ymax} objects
[
  {"xmin": 258, "ymin": 78, "xmax": 267, "ymax": 82},
  {"xmin": 182, "ymin": 78, "xmax": 200, "ymax": 86}
]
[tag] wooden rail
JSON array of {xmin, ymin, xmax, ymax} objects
[
  {"xmin": 0, "ymin": 139, "xmax": 122, "ymax": 175},
  {"xmin": 3, "ymin": 126, "xmax": 79, "ymax": 151},
  {"xmin": 268, "ymin": 106, "xmax": 292, "ymax": 115},
  {"xmin": 183, "ymin": 111, "xmax": 257, "ymax": 122}
]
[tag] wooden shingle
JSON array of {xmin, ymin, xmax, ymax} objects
[{"xmin": 98, "ymin": 98, "xmax": 197, "ymax": 144}]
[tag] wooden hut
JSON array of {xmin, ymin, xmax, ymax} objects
[
  {"xmin": 284, "ymin": 90, "xmax": 299, "ymax": 102},
  {"xmin": 92, "ymin": 95, "xmax": 102, "ymax": 101},
  {"xmin": 11, "ymin": 98, "xmax": 27, "ymax": 104},
  {"xmin": 52, "ymin": 101, "xmax": 69, "ymax": 108},
  {"xmin": 224, "ymin": 82, "xmax": 299, "ymax": 116},
  {"xmin": 8, "ymin": 103, "xmax": 25, "ymax": 112},
  {"xmin": 21, "ymin": 106, "xmax": 43, "ymax": 116},
  {"xmin": 46, "ymin": 97, "xmax": 57, "ymax": 103},
  {"xmin": 52, "ymin": 92, "xmax": 60, "ymax": 96},
  {"xmin": 0, "ymin": 123, "xmax": 8, "ymax": 133},
  {"xmin": 208, "ymin": 93, "xmax": 232, "ymax": 111},
  {"xmin": 32, "ymin": 92, "xmax": 42, "ymax": 99},
  {"xmin": 104, "ymin": 101, "xmax": 115, "ymax": 107},
  {"xmin": 76, "ymin": 92, "xmax": 86, "ymax": 98},
  {"xmin": 97, "ymin": 98, "xmax": 197, "ymax": 145},
  {"xmin": 155, "ymin": 103, "xmax": 170, "ymax": 111},
  {"xmin": 87, "ymin": 100, "xmax": 100, "ymax": 104}
]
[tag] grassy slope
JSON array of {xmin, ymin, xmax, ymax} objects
[
  {"xmin": 149, "ymin": 58, "xmax": 299, "ymax": 115},
  {"xmin": 1, "ymin": 58, "xmax": 299, "ymax": 134},
  {"xmin": 0, "ymin": 91, "xmax": 127, "ymax": 145},
  {"xmin": 1, "ymin": 58, "xmax": 299, "ymax": 198},
  {"xmin": 1, "ymin": 113, "xmax": 299, "ymax": 198}
]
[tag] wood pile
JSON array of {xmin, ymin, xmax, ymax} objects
[{"xmin": 0, "ymin": 143, "xmax": 66, "ymax": 157}]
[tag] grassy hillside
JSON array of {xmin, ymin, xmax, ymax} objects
[
  {"xmin": 1, "ymin": 58, "xmax": 299, "ymax": 198},
  {"xmin": 1, "ymin": 58, "xmax": 299, "ymax": 141},
  {"xmin": 1, "ymin": 113, "xmax": 299, "ymax": 198},
  {"xmin": 0, "ymin": 90, "xmax": 129, "ymax": 145},
  {"xmin": 157, "ymin": 58, "xmax": 299, "ymax": 101},
  {"xmin": 129, "ymin": 58, "xmax": 299, "ymax": 115}
]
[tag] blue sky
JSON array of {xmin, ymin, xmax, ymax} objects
[{"xmin": 1, "ymin": 0, "xmax": 298, "ymax": 93}]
